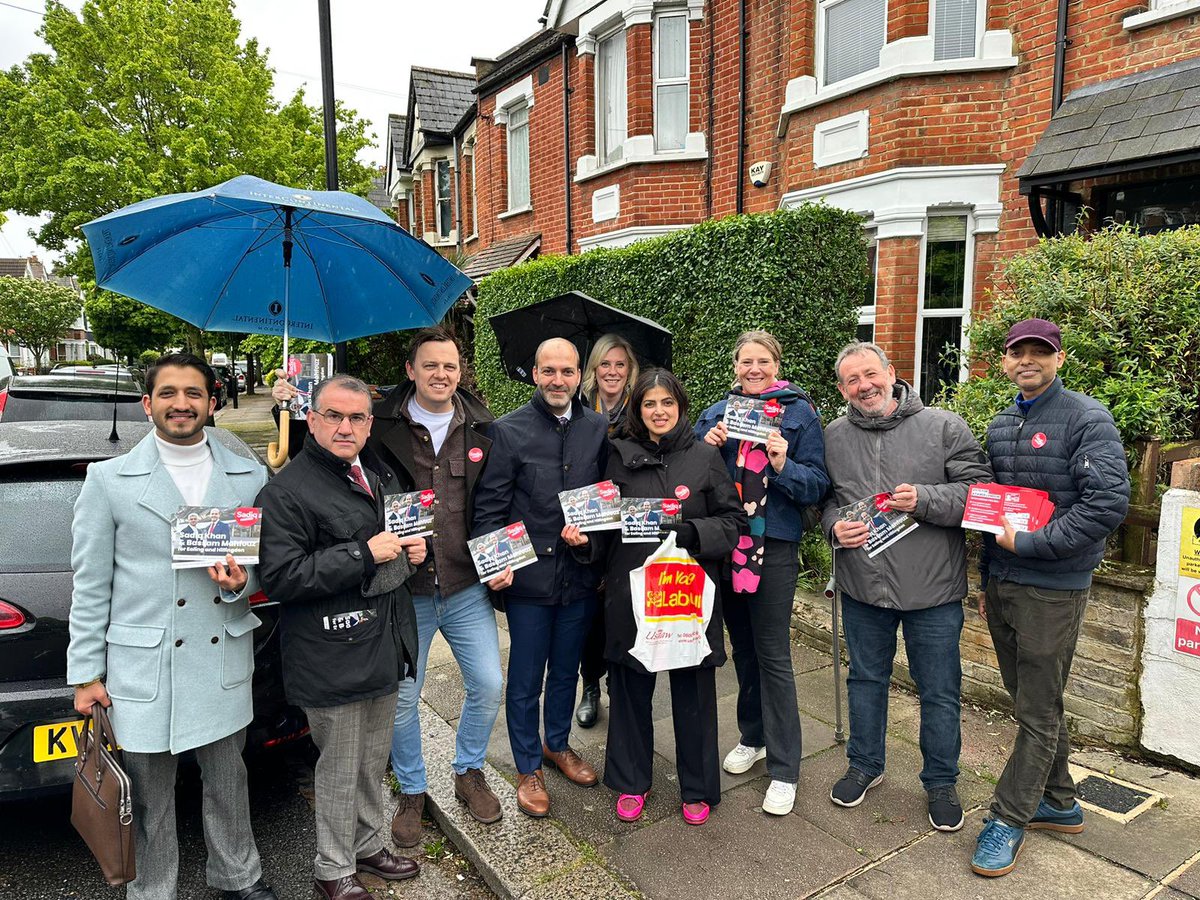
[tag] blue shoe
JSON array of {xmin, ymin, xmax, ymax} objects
[
  {"xmin": 971, "ymin": 818, "xmax": 1025, "ymax": 877},
  {"xmin": 1028, "ymin": 797, "xmax": 1084, "ymax": 833}
]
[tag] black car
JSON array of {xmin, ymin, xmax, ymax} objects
[
  {"xmin": 0, "ymin": 420, "xmax": 307, "ymax": 799},
  {"xmin": 0, "ymin": 373, "xmax": 148, "ymax": 424}
]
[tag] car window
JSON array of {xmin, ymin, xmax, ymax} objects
[
  {"xmin": 2, "ymin": 396, "xmax": 149, "ymax": 423},
  {"xmin": 0, "ymin": 473, "xmax": 84, "ymax": 571}
]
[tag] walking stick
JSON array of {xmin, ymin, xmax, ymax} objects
[{"xmin": 826, "ymin": 547, "xmax": 846, "ymax": 743}]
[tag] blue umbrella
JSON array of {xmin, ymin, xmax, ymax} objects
[{"xmin": 82, "ymin": 174, "xmax": 473, "ymax": 464}]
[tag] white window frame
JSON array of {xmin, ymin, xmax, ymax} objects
[
  {"xmin": 434, "ymin": 159, "xmax": 453, "ymax": 241},
  {"xmin": 913, "ymin": 211, "xmax": 974, "ymax": 401},
  {"xmin": 506, "ymin": 103, "xmax": 531, "ymax": 213},
  {"xmin": 468, "ymin": 139, "xmax": 478, "ymax": 240},
  {"xmin": 652, "ymin": 10, "xmax": 690, "ymax": 152},
  {"xmin": 817, "ymin": 0, "xmax": 888, "ymax": 89},
  {"xmin": 929, "ymin": 0, "xmax": 986, "ymax": 61},
  {"xmin": 595, "ymin": 26, "xmax": 628, "ymax": 164},
  {"xmin": 1123, "ymin": 0, "xmax": 1200, "ymax": 29},
  {"xmin": 406, "ymin": 191, "xmax": 416, "ymax": 236},
  {"xmin": 859, "ymin": 228, "xmax": 878, "ymax": 342}
]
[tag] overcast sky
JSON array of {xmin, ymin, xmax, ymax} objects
[{"xmin": 0, "ymin": 0, "xmax": 544, "ymax": 264}]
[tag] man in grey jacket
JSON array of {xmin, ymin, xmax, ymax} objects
[{"xmin": 821, "ymin": 342, "xmax": 991, "ymax": 833}]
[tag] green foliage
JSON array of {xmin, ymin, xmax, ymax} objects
[
  {"xmin": 85, "ymin": 290, "xmax": 180, "ymax": 362},
  {"xmin": 239, "ymin": 331, "xmax": 421, "ymax": 388},
  {"xmin": 474, "ymin": 207, "xmax": 868, "ymax": 418},
  {"xmin": 945, "ymin": 223, "xmax": 1200, "ymax": 450},
  {"xmin": 0, "ymin": 276, "xmax": 83, "ymax": 372}
]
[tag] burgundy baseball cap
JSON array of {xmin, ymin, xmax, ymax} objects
[{"xmin": 1004, "ymin": 318, "xmax": 1061, "ymax": 352}]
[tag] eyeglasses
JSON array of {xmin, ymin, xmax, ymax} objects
[{"xmin": 314, "ymin": 409, "xmax": 370, "ymax": 427}]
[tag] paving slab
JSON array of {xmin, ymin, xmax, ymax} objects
[
  {"xmin": 842, "ymin": 809, "xmax": 1155, "ymax": 900},
  {"xmin": 603, "ymin": 779, "xmax": 865, "ymax": 899},
  {"xmin": 1175, "ymin": 860, "xmax": 1200, "ymax": 900}
]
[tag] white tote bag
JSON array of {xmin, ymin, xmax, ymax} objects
[{"xmin": 628, "ymin": 531, "xmax": 715, "ymax": 672}]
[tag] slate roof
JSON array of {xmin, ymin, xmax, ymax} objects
[
  {"xmin": 0, "ymin": 259, "xmax": 30, "ymax": 278},
  {"xmin": 1018, "ymin": 57, "xmax": 1200, "ymax": 190},
  {"xmin": 463, "ymin": 233, "xmax": 541, "ymax": 281},
  {"xmin": 476, "ymin": 29, "xmax": 569, "ymax": 98},
  {"xmin": 410, "ymin": 67, "xmax": 476, "ymax": 136},
  {"xmin": 388, "ymin": 114, "xmax": 409, "ymax": 173},
  {"xmin": 367, "ymin": 173, "xmax": 391, "ymax": 210}
]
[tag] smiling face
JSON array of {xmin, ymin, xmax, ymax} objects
[
  {"xmin": 1002, "ymin": 339, "xmax": 1065, "ymax": 399},
  {"xmin": 595, "ymin": 346, "xmax": 631, "ymax": 402},
  {"xmin": 641, "ymin": 385, "xmax": 680, "ymax": 441},
  {"xmin": 837, "ymin": 349, "xmax": 898, "ymax": 418},
  {"xmin": 533, "ymin": 339, "xmax": 581, "ymax": 415},
  {"xmin": 405, "ymin": 338, "xmax": 461, "ymax": 413},
  {"xmin": 734, "ymin": 341, "xmax": 780, "ymax": 396},
  {"xmin": 143, "ymin": 364, "xmax": 215, "ymax": 445}
]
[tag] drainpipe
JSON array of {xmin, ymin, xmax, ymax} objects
[
  {"xmin": 453, "ymin": 133, "xmax": 463, "ymax": 254},
  {"xmin": 563, "ymin": 41, "xmax": 575, "ymax": 254},
  {"xmin": 1045, "ymin": 0, "xmax": 1072, "ymax": 234},
  {"xmin": 704, "ymin": 6, "xmax": 715, "ymax": 219},
  {"xmin": 735, "ymin": 0, "xmax": 748, "ymax": 214}
]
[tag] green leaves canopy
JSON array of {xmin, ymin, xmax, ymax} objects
[{"xmin": 0, "ymin": 276, "xmax": 83, "ymax": 372}]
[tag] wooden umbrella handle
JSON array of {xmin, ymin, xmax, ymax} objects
[{"xmin": 266, "ymin": 411, "xmax": 290, "ymax": 467}]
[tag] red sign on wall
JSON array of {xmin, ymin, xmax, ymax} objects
[{"xmin": 1175, "ymin": 617, "xmax": 1200, "ymax": 658}]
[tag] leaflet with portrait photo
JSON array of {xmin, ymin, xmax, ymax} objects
[
  {"xmin": 961, "ymin": 483, "xmax": 1055, "ymax": 535},
  {"xmin": 383, "ymin": 490, "xmax": 436, "ymax": 538},
  {"xmin": 282, "ymin": 353, "xmax": 334, "ymax": 421},
  {"xmin": 171, "ymin": 505, "xmax": 262, "ymax": 569},
  {"xmin": 469, "ymin": 521, "xmax": 538, "ymax": 583},
  {"xmin": 836, "ymin": 492, "xmax": 919, "ymax": 559},
  {"xmin": 620, "ymin": 498, "xmax": 683, "ymax": 543},
  {"xmin": 722, "ymin": 395, "xmax": 784, "ymax": 444},
  {"xmin": 559, "ymin": 480, "xmax": 622, "ymax": 532}
]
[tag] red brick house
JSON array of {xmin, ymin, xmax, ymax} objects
[{"xmin": 420, "ymin": 1, "xmax": 1200, "ymax": 401}]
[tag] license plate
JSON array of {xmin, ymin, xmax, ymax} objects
[{"xmin": 33, "ymin": 719, "xmax": 87, "ymax": 763}]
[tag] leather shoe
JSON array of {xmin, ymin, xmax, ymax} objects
[
  {"xmin": 357, "ymin": 847, "xmax": 420, "ymax": 881},
  {"xmin": 390, "ymin": 791, "xmax": 425, "ymax": 847},
  {"xmin": 543, "ymin": 744, "xmax": 599, "ymax": 786},
  {"xmin": 575, "ymin": 681, "xmax": 601, "ymax": 728},
  {"xmin": 224, "ymin": 879, "xmax": 277, "ymax": 900},
  {"xmin": 312, "ymin": 876, "xmax": 370, "ymax": 900},
  {"xmin": 455, "ymin": 768, "xmax": 503, "ymax": 824},
  {"xmin": 517, "ymin": 768, "xmax": 551, "ymax": 817}
]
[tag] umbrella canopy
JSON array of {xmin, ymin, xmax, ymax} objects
[
  {"xmin": 82, "ymin": 175, "xmax": 472, "ymax": 344},
  {"xmin": 488, "ymin": 291, "xmax": 672, "ymax": 384}
]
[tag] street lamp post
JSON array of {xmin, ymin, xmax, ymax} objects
[{"xmin": 317, "ymin": 0, "xmax": 349, "ymax": 374}]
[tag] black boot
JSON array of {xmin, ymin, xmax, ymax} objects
[{"xmin": 575, "ymin": 680, "xmax": 601, "ymax": 728}]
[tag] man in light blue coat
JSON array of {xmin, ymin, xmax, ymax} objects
[{"xmin": 67, "ymin": 354, "xmax": 276, "ymax": 900}]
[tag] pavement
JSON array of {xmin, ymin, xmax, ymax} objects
[{"xmin": 218, "ymin": 392, "xmax": 1200, "ymax": 900}]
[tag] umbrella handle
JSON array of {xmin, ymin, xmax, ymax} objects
[{"xmin": 266, "ymin": 412, "xmax": 290, "ymax": 467}]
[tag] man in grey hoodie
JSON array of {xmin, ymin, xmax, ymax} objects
[{"xmin": 821, "ymin": 341, "xmax": 991, "ymax": 833}]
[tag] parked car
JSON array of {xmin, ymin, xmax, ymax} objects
[
  {"xmin": 50, "ymin": 364, "xmax": 139, "ymax": 381},
  {"xmin": 0, "ymin": 420, "xmax": 308, "ymax": 799},
  {"xmin": 0, "ymin": 374, "xmax": 148, "ymax": 424},
  {"xmin": 0, "ymin": 357, "xmax": 17, "ymax": 381},
  {"xmin": 212, "ymin": 365, "xmax": 237, "ymax": 404}
]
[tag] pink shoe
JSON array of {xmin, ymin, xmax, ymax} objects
[
  {"xmin": 682, "ymin": 801, "xmax": 710, "ymax": 825},
  {"xmin": 616, "ymin": 793, "xmax": 647, "ymax": 822}
]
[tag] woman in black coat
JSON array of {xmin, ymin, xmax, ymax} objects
[{"xmin": 565, "ymin": 370, "xmax": 745, "ymax": 826}]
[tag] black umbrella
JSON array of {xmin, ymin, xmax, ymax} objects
[{"xmin": 488, "ymin": 291, "xmax": 673, "ymax": 384}]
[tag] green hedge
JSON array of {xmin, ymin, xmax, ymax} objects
[
  {"xmin": 473, "ymin": 207, "xmax": 868, "ymax": 418},
  {"xmin": 946, "ymin": 223, "xmax": 1200, "ymax": 450}
]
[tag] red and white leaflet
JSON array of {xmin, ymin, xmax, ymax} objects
[{"xmin": 961, "ymin": 483, "xmax": 1055, "ymax": 535}]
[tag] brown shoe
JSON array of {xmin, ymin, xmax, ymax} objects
[
  {"xmin": 516, "ymin": 769, "xmax": 551, "ymax": 817},
  {"xmin": 542, "ymin": 744, "xmax": 599, "ymax": 786},
  {"xmin": 455, "ymin": 768, "xmax": 503, "ymax": 824},
  {"xmin": 357, "ymin": 847, "xmax": 420, "ymax": 881},
  {"xmin": 312, "ymin": 875, "xmax": 370, "ymax": 900},
  {"xmin": 389, "ymin": 791, "xmax": 425, "ymax": 847}
]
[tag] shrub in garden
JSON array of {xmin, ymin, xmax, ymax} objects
[{"xmin": 473, "ymin": 206, "xmax": 869, "ymax": 419}]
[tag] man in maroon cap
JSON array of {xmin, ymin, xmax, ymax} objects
[{"xmin": 970, "ymin": 318, "xmax": 1129, "ymax": 877}]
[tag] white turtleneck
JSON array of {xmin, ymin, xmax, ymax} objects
[{"xmin": 155, "ymin": 433, "xmax": 214, "ymax": 506}]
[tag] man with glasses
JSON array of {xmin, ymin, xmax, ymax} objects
[{"xmin": 256, "ymin": 375, "xmax": 427, "ymax": 900}]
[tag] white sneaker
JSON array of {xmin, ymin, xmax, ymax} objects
[
  {"xmin": 763, "ymin": 780, "xmax": 796, "ymax": 816},
  {"xmin": 722, "ymin": 743, "xmax": 766, "ymax": 775}
]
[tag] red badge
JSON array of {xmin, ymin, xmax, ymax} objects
[
  {"xmin": 1031, "ymin": 432, "xmax": 1047, "ymax": 449},
  {"xmin": 468, "ymin": 447, "xmax": 484, "ymax": 463},
  {"xmin": 763, "ymin": 399, "xmax": 782, "ymax": 419},
  {"xmin": 418, "ymin": 490, "xmax": 435, "ymax": 507},
  {"xmin": 675, "ymin": 485, "xmax": 690, "ymax": 500},
  {"xmin": 234, "ymin": 507, "xmax": 261, "ymax": 527},
  {"xmin": 506, "ymin": 523, "xmax": 526, "ymax": 539},
  {"xmin": 662, "ymin": 499, "xmax": 682, "ymax": 516}
]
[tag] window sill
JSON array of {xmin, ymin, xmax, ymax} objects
[
  {"xmin": 778, "ymin": 31, "xmax": 1017, "ymax": 136},
  {"xmin": 1123, "ymin": 1, "xmax": 1200, "ymax": 29},
  {"xmin": 575, "ymin": 133, "xmax": 708, "ymax": 183},
  {"xmin": 498, "ymin": 205, "xmax": 533, "ymax": 220},
  {"xmin": 465, "ymin": 232, "xmax": 479, "ymax": 244}
]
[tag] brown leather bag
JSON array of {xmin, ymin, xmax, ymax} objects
[{"xmin": 70, "ymin": 703, "xmax": 136, "ymax": 886}]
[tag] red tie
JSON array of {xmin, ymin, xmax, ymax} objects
[{"xmin": 349, "ymin": 464, "xmax": 373, "ymax": 498}]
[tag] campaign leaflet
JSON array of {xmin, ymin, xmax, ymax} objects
[
  {"xmin": 620, "ymin": 498, "xmax": 683, "ymax": 543},
  {"xmin": 722, "ymin": 395, "xmax": 784, "ymax": 444},
  {"xmin": 836, "ymin": 492, "xmax": 919, "ymax": 559},
  {"xmin": 384, "ymin": 490, "xmax": 436, "ymax": 538},
  {"xmin": 961, "ymin": 483, "xmax": 1056, "ymax": 535},
  {"xmin": 559, "ymin": 480, "xmax": 622, "ymax": 532},
  {"xmin": 283, "ymin": 353, "xmax": 334, "ymax": 420},
  {"xmin": 469, "ymin": 521, "xmax": 538, "ymax": 583},
  {"xmin": 171, "ymin": 505, "xmax": 262, "ymax": 569}
]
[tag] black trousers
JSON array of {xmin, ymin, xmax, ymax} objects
[
  {"xmin": 579, "ymin": 589, "xmax": 607, "ymax": 685},
  {"xmin": 602, "ymin": 662, "xmax": 721, "ymax": 805}
]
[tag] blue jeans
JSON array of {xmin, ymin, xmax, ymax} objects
[
  {"xmin": 390, "ymin": 583, "xmax": 502, "ymax": 793},
  {"xmin": 841, "ymin": 594, "xmax": 963, "ymax": 790},
  {"xmin": 504, "ymin": 596, "xmax": 597, "ymax": 775}
]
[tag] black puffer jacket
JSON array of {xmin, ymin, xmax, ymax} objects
[
  {"xmin": 256, "ymin": 435, "xmax": 418, "ymax": 708},
  {"xmin": 981, "ymin": 377, "xmax": 1130, "ymax": 590}
]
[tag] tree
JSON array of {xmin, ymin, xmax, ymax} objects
[
  {"xmin": 0, "ymin": 276, "xmax": 83, "ymax": 372},
  {"xmin": 85, "ymin": 290, "xmax": 181, "ymax": 363},
  {"xmin": 0, "ymin": 0, "xmax": 375, "ymax": 342}
]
